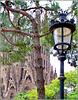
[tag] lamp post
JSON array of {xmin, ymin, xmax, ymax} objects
[{"xmin": 49, "ymin": 11, "xmax": 76, "ymax": 99}]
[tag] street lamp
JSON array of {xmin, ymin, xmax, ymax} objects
[{"xmin": 49, "ymin": 11, "xmax": 76, "ymax": 99}]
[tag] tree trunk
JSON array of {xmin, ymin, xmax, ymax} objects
[
  {"xmin": 33, "ymin": 22, "xmax": 45, "ymax": 99},
  {"xmin": 34, "ymin": 36, "xmax": 45, "ymax": 99},
  {"xmin": 35, "ymin": 0, "xmax": 41, "ymax": 32},
  {"xmin": 33, "ymin": 1, "xmax": 45, "ymax": 98}
]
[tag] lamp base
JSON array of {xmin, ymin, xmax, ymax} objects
[
  {"xmin": 58, "ymin": 54, "xmax": 66, "ymax": 61},
  {"xmin": 58, "ymin": 76, "xmax": 66, "ymax": 81}
]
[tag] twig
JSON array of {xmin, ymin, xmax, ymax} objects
[
  {"xmin": 39, "ymin": 31, "xmax": 51, "ymax": 38},
  {"xmin": 18, "ymin": 15, "xmax": 24, "ymax": 25},
  {"xmin": 9, "ymin": 33, "xmax": 14, "ymax": 41},
  {"xmin": 7, "ymin": 10, "xmax": 18, "ymax": 29}
]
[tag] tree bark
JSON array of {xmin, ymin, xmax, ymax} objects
[
  {"xmin": 33, "ymin": 1, "xmax": 45, "ymax": 98},
  {"xmin": 34, "ymin": 35, "xmax": 45, "ymax": 99}
]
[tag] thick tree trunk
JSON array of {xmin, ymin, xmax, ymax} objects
[
  {"xmin": 33, "ymin": 21, "xmax": 45, "ymax": 99},
  {"xmin": 34, "ymin": 36, "xmax": 45, "ymax": 99}
]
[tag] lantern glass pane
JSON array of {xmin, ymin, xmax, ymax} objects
[{"xmin": 53, "ymin": 27, "xmax": 71, "ymax": 50}]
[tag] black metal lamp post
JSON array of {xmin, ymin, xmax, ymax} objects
[{"xmin": 49, "ymin": 11, "xmax": 76, "ymax": 99}]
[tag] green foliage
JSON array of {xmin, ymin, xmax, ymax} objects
[
  {"xmin": 26, "ymin": 87, "xmax": 38, "ymax": 99},
  {"xmin": 65, "ymin": 69, "xmax": 77, "ymax": 90},
  {"xmin": 45, "ymin": 78, "xmax": 60, "ymax": 99},
  {"xmin": 68, "ymin": 89, "xmax": 77, "ymax": 99},
  {"xmin": 1, "ymin": 12, "xmax": 11, "ymax": 28},
  {"xmin": 19, "ymin": 17, "xmax": 26, "ymax": 26},
  {"xmin": 45, "ymin": 1, "xmax": 60, "ymax": 11},
  {"xmin": 15, "ymin": 0, "xmax": 28, "ymax": 9},
  {"xmin": 51, "ymin": 2, "xmax": 60, "ymax": 11},
  {"xmin": 64, "ymin": 69, "xmax": 77, "ymax": 99},
  {"xmin": 40, "ymin": 32, "xmax": 53, "ymax": 53},
  {"xmin": 71, "ymin": 1, "xmax": 77, "ymax": 16},
  {"xmin": 15, "ymin": 88, "xmax": 38, "ymax": 100},
  {"xmin": 45, "ymin": 85, "xmax": 55, "ymax": 99},
  {"xmin": 73, "ymin": 25, "xmax": 77, "ymax": 41},
  {"xmin": 15, "ymin": 93, "xmax": 26, "ymax": 100},
  {"xmin": 1, "ymin": 35, "xmax": 34, "ymax": 65}
]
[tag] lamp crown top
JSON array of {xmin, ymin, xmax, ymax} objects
[
  {"xmin": 58, "ymin": 11, "xmax": 68, "ymax": 17},
  {"xmin": 58, "ymin": 11, "xmax": 68, "ymax": 22},
  {"xmin": 49, "ymin": 10, "xmax": 76, "ymax": 32}
]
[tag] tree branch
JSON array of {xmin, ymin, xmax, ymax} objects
[
  {"xmin": 7, "ymin": 10, "xmax": 18, "ymax": 29},
  {"xmin": 21, "ymin": 6, "xmax": 58, "ymax": 13},
  {"xmin": 1, "ymin": 50, "xmax": 16, "ymax": 52},
  {"xmin": 1, "ymin": 27, "xmax": 34, "ymax": 38},
  {"xmin": 1, "ymin": 32, "xmax": 25, "ymax": 46},
  {"xmin": 9, "ymin": 33, "xmax": 14, "ymax": 41},
  {"xmin": 18, "ymin": 15, "xmax": 24, "ymax": 25},
  {"xmin": 39, "ymin": 31, "xmax": 51, "ymax": 38}
]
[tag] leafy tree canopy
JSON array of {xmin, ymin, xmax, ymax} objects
[{"xmin": 65, "ymin": 68, "xmax": 77, "ymax": 91}]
